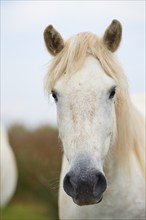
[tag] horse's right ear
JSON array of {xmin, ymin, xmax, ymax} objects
[{"xmin": 44, "ymin": 25, "xmax": 64, "ymax": 56}]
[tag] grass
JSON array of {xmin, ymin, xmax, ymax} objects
[
  {"xmin": 1, "ymin": 124, "xmax": 61, "ymax": 220},
  {"xmin": 1, "ymin": 200, "xmax": 56, "ymax": 220}
]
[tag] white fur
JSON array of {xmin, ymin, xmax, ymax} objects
[
  {"xmin": 55, "ymin": 56, "xmax": 116, "ymax": 168},
  {"xmin": 53, "ymin": 56, "xmax": 145, "ymax": 219},
  {"xmin": 0, "ymin": 125, "xmax": 18, "ymax": 207}
]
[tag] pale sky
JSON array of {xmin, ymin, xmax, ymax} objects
[{"xmin": 1, "ymin": 1, "xmax": 145, "ymax": 128}]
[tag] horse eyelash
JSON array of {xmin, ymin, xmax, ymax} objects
[
  {"xmin": 109, "ymin": 86, "xmax": 117, "ymax": 99},
  {"xmin": 51, "ymin": 90, "xmax": 58, "ymax": 102}
]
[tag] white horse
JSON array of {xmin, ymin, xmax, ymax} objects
[
  {"xmin": 44, "ymin": 20, "xmax": 145, "ymax": 219},
  {"xmin": 0, "ymin": 125, "xmax": 18, "ymax": 208}
]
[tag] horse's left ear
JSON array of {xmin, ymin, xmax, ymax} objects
[
  {"xmin": 103, "ymin": 19, "xmax": 122, "ymax": 52},
  {"xmin": 44, "ymin": 25, "xmax": 64, "ymax": 56}
]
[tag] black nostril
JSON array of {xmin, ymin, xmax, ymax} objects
[
  {"xmin": 63, "ymin": 173, "xmax": 76, "ymax": 198},
  {"xmin": 63, "ymin": 170, "xmax": 107, "ymax": 204},
  {"xmin": 93, "ymin": 172, "xmax": 107, "ymax": 197}
]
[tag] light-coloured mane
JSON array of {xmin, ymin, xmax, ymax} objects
[{"xmin": 45, "ymin": 33, "xmax": 145, "ymax": 175}]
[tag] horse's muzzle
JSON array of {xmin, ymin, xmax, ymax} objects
[{"xmin": 63, "ymin": 169, "xmax": 107, "ymax": 206}]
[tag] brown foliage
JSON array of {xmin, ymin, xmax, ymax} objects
[{"xmin": 8, "ymin": 124, "xmax": 62, "ymax": 218}]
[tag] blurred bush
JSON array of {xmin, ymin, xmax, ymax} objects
[{"xmin": 1, "ymin": 124, "xmax": 62, "ymax": 220}]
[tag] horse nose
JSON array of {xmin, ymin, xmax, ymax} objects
[{"xmin": 63, "ymin": 170, "xmax": 107, "ymax": 205}]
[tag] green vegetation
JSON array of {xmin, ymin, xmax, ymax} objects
[
  {"xmin": 1, "ymin": 124, "xmax": 62, "ymax": 220},
  {"xmin": 1, "ymin": 202, "xmax": 49, "ymax": 220}
]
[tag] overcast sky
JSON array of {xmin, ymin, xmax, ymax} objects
[{"xmin": 1, "ymin": 1, "xmax": 145, "ymax": 128}]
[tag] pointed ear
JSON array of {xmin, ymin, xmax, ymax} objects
[
  {"xmin": 103, "ymin": 19, "xmax": 122, "ymax": 52},
  {"xmin": 44, "ymin": 25, "xmax": 64, "ymax": 56}
]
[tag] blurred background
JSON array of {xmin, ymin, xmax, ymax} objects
[{"xmin": 1, "ymin": 1, "xmax": 145, "ymax": 219}]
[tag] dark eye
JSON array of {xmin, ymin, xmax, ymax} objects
[
  {"xmin": 109, "ymin": 86, "xmax": 116, "ymax": 99},
  {"xmin": 51, "ymin": 90, "xmax": 58, "ymax": 102}
]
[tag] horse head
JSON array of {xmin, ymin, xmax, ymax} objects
[{"xmin": 44, "ymin": 20, "xmax": 122, "ymax": 205}]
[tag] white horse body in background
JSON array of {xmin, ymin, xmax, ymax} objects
[
  {"xmin": 131, "ymin": 94, "xmax": 145, "ymax": 117},
  {"xmin": 0, "ymin": 125, "xmax": 18, "ymax": 208},
  {"xmin": 44, "ymin": 20, "xmax": 145, "ymax": 219}
]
